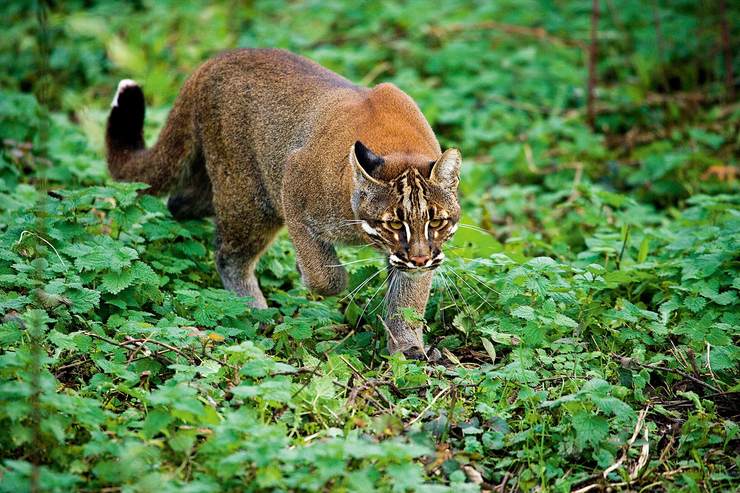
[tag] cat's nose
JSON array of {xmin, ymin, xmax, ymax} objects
[{"xmin": 409, "ymin": 255, "xmax": 430, "ymax": 267}]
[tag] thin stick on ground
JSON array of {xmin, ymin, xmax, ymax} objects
[
  {"xmin": 603, "ymin": 407, "xmax": 649, "ymax": 479},
  {"xmin": 405, "ymin": 386, "xmax": 450, "ymax": 428},
  {"xmin": 338, "ymin": 355, "xmax": 395, "ymax": 410},
  {"xmin": 613, "ymin": 353, "xmax": 722, "ymax": 393}
]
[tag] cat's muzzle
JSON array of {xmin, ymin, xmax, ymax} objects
[{"xmin": 388, "ymin": 251, "xmax": 445, "ymax": 271}]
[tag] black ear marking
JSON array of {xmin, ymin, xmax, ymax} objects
[
  {"xmin": 354, "ymin": 141, "xmax": 384, "ymax": 177},
  {"xmin": 424, "ymin": 160, "xmax": 436, "ymax": 178}
]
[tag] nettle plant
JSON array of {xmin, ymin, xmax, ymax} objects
[{"xmin": 0, "ymin": 182, "xmax": 447, "ymax": 491}]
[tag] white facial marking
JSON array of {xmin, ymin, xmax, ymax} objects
[
  {"xmin": 389, "ymin": 254, "xmax": 403, "ymax": 264},
  {"xmin": 361, "ymin": 221, "xmax": 378, "ymax": 236},
  {"xmin": 401, "ymin": 179, "xmax": 412, "ymax": 210},
  {"xmin": 111, "ymin": 79, "xmax": 138, "ymax": 108},
  {"xmin": 403, "ymin": 222, "xmax": 411, "ymax": 241},
  {"xmin": 424, "ymin": 222, "xmax": 430, "ymax": 241},
  {"xmin": 448, "ymin": 223, "xmax": 459, "ymax": 235}
]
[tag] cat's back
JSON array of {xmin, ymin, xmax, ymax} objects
[
  {"xmin": 196, "ymin": 48, "xmax": 358, "ymax": 106},
  {"xmin": 194, "ymin": 49, "xmax": 363, "ymax": 153}
]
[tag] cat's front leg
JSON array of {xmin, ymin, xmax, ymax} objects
[
  {"xmin": 285, "ymin": 218, "xmax": 348, "ymax": 296},
  {"xmin": 384, "ymin": 269, "xmax": 435, "ymax": 358}
]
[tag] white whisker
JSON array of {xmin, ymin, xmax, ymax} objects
[
  {"xmin": 437, "ymin": 270, "xmax": 461, "ymax": 313},
  {"xmin": 356, "ymin": 271, "xmax": 391, "ymax": 327},
  {"xmin": 459, "ymin": 269, "xmax": 501, "ymax": 296},
  {"xmin": 458, "ymin": 223, "xmax": 496, "ymax": 238},
  {"xmin": 375, "ymin": 268, "xmax": 399, "ymax": 318},
  {"xmin": 440, "ymin": 266, "xmax": 476, "ymax": 315},
  {"xmin": 445, "ymin": 265, "xmax": 496, "ymax": 311},
  {"xmin": 325, "ymin": 257, "xmax": 378, "ymax": 268},
  {"xmin": 339, "ymin": 268, "xmax": 382, "ymax": 305}
]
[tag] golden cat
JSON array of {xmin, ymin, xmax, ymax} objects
[{"xmin": 105, "ymin": 48, "xmax": 462, "ymax": 358}]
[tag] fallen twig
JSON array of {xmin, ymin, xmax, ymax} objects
[
  {"xmin": 405, "ymin": 386, "xmax": 450, "ymax": 428},
  {"xmin": 613, "ymin": 353, "xmax": 722, "ymax": 393},
  {"xmin": 603, "ymin": 407, "xmax": 648, "ymax": 478},
  {"xmin": 339, "ymin": 355, "xmax": 395, "ymax": 410}
]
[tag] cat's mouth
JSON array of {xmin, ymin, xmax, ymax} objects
[{"xmin": 388, "ymin": 252, "xmax": 445, "ymax": 272}]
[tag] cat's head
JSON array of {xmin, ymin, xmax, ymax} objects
[{"xmin": 349, "ymin": 141, "xmax": 461, "ymax": 272}]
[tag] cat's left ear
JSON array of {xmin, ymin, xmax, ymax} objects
[
  {"xmin": 350, "ymin": 141, "xmax": 386, "ymax": 188},
  {"xmin": 430, "ymin": 148, "xmax": 462, "ymax": 190}
]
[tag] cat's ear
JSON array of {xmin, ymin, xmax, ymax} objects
[
  {"xmin": 429, "ymin": 148, "xmax": 462, "ymax": 190},
  {"xmin": 350, "ymin": 141, "xmax": 385, "ymax": 186}
]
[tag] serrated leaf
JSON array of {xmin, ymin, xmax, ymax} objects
[
  {"xmin": 101, "ymin": 269, "xmax": 135, "ymax": 294},
  {"xmin": 511, "ymin": 305, "xmax": 535, "ymax": 320},
  {"xmin": 684, "ymin": 296, "xmax": 706, "ymax": 313},
  {"xmin": 130, "ymin": 261, "xmax": 159, "ymax": 286},
  {"xmin": 572, "ymin": 412, "xmax": 609, "ymax": 449},
  {"xmin": 66, "ymin": 287, "xmax": 101, "ymax": 313},
  {"xmin": 553, "ymin": 313, "xmax": 578, "ymax": 328}
]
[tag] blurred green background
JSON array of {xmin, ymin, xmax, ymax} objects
[{"xmin": 2, "ymin": 0, "xmax": 738, "ymax": 202}]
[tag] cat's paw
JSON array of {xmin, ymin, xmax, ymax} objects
[{"xmin": 402, "ymin": 346, "xmax": 441, "ymax": 362}]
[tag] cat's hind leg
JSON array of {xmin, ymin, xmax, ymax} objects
[
  {"xmin": 208, "ymin": 167, "xmax": 282, "ymax": 309},
  {"xmin": 214, "ymin": 226, "xmax": 278, "ymax": 309},
  {"xmin": 167, "ymin": 149, "xmax": 215, "ymax": 219}
]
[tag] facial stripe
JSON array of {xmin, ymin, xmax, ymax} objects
[
  {"xmin": 394, "ymin": 169, "xmax": 430, "ymax": 223},
  {"xmin": 414, "ymin": 174, "xmax": 428, "ymax": 212}
]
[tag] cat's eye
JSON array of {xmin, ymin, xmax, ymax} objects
[
  {"xmin": 389, "ymin": 220, "xmax": 404, "ymax": 230},
  {"xmin": 429, "ymin": 219, "xmax": 445, "ymax": 228}
]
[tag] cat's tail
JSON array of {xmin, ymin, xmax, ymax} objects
[{"xmin": 105, "ymin": 79, "xmax": 197, "ymax": 195}]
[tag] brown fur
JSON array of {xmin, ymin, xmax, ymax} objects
[{"xmin": 105, "ymin": 48, "xmax": 462, "ymax": 356}]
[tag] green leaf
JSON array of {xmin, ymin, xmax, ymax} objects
[
  {"xmin": 101, "ymin": 268, "xmax": 135, "ymax": 294},
  {"xmin": 511, "ymin": 305, "xmax": 535, "ymax": 320},
  {"xmin": 572, "ymin": 412, "xmax": 609, "ymax": 449},
  {"xmin": 637, "ymin": 237, "xmax": 650, "ymax": 263},
  {"xmin": 481, "ymin": 337, "xmax": 496, "ymax": 363},
  {"xmin": 142, "ymin": 410, "xmax": 174, "ymax": 439},
  {"xmin": 553, "ymin": 313, "xmax": 578, "ymax": 328},
  {"xmin": 66, "ymin": 287, "xmax": 101, "ymax": 313},
  {"xmin": 684, "ymin": 296, "xmax": 707, "ymax": 313}
]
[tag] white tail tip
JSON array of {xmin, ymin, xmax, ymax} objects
[{"xmin": 111, "ymin": 79, "xmax": 139, "ymax": 108}]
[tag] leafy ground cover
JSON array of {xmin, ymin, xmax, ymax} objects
[{"xmin": 1, "ymin": 1, "xmax": 739, "ymax": 491}]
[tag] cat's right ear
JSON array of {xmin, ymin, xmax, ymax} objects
[{"xmin": 350, "ymin": 141, "xmax": 386, "ymax": 188}]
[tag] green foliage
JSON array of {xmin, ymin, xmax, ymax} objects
[{"xmin": 1, "ymin": 1, "xmax": 738, "ymax": 491}]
